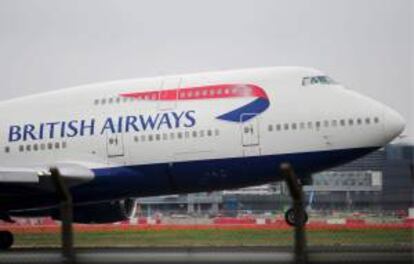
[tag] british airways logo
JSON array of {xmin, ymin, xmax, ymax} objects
[
  {"xmin": 7, "ymin": 84, "xmax": 269, "ymax": 143},
  {"xmin": 121, "ymin": 84, "xmax": 270, "ymax": 122}
]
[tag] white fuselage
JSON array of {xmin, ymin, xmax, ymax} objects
[{"xmin": 0, "ymin": 67, "xmax": 405, "ymax": 209}]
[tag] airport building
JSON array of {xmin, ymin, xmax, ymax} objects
[
  {"xmin": 305, "ymin": 142, "xmax": 413, "ymax": 212},
  {"xmin": 137, "ymin": 142, "xmax": 414, "ymax": 216}
]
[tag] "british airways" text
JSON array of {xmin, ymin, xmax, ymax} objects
[{"xmin": 8, "ymin": 110, "xmax": 196, "ymax": 142}]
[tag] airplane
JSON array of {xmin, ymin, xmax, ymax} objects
[{"xmin": 0, "ymin": 67, "xmax": 406, "ymax": 249}]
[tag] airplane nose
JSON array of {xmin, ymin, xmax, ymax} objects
[{"xmin": 383, "ymin": 107, "xmax": 406, "ymax": 142}]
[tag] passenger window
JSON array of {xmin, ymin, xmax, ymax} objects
[
  {"xmin": 192, "ymin": 131, "xmax": 198, "ymax": 138},
  {"xmin": 185, "ymin": 131, "xmax": 190, "ymax": 138},
  {"xmin": 349, "ymin": 119, "xmax": 354, "ymax": 126},
  {"xmin": 48, "ymin": 143, "xmax": 53, "ymax": 149},
  {"xmin": 19, "ymin": 145, "xmax": 24, "ymax": 152},
  {"xmin": 374, "ymin": 117, "xmax": 379, "ymax": 123},
  {"xmin": 55, "ymin": 142, "xmax": 60, "ymax": 149},
  {"xmin": 62, "ymin": 142, "xmax": 67, "ymax": 149},
  {"xmin": 340, "ymin": 119, "xmax": 346, "ymax": 126},
  {"xmin": 26, "ymin": 145, "xmax": 31, "ymax": 151},
  {"xmin": 163, "ymin": 133, "xmax": 168, "ymax": 140},
  {"xmin": 141, "ymin": 135, "xmax": 146, "ymax": 142},
  {"xmin": 170, "ymin": 132, "xmax": 175, "ymax": 140},
  {"xmin": 315, "ymin": 121, "xmax": 321, "ymax": 129},
  {"xmin": 33, "ymin": 144, "xmax": 38, "ymax": 151},
  {"xmin": 177, "ymin": 132, "xmax": 183, "ymax": 139},
  {"xmin": 155, "ymin": 134, "xmax": 161, "ymax": 141},
  {"xmin": 365, "ymin": 118, "xmax": 371, "ymax": 124},
  {"xmin": 199, "ymin": 130, "xmax": 205, "ymax": 137},
  {"xmin": 134, "ymin": 136, "xmax": 139, "ymax": 142},
  {"xmin": 268, "ymin": 125, "xmax": 273, "ymax": 132},
  {"xmin": 40, "ymin": 144, "xmax": 46, "ymax": 150},
  {"xmin": 148, "ymin": 135, "xmax": 154, "ymax": 141},
  {"xmin": 215, "ymin": 129, "xmax": 220, "ymax": 136},
  {"xmin": 4, "ymin": 147, "xmax": 10, "ymax": 153},
  {"xmin": 284, "ymin": 124, "xmax": 289, "ymax": 130},
  {"xmin": 307, "ymin": 122, "xmax": 313, "ymax": 129},
  {"xmin": 108, "ymin": 98, "xmax": 114, "ymax": 104},
  {"xmin": 292, "ymin": 123, "xmax": 297, "ymax": 130},
  {"xmin": 331, "ymin": 120, "xmax": 337, "ymax": 127},
  {"xmin": 101, "ymin": 98, "xmax": 106, "ymax": 105},
  {"xmin": 357, "ymin": 118, "xmax": 362, "ymax": 125},
  {"xmin": 207, "ymin": 130, "xmax": 213, "ymax": 136},
  {"xmin": 94, "ymin": 99, "xmax": 99, "ymax": 105},
  {"xmin": 276, "ymin": 124, "xmax": 281, "ymax": 131},
  {"xmin": 324, "ymin": 120, "xmax": 329, "ymax": 128},
  {"xmin": 300, "ymin": 122, "xmax": 305, "ymax": 130}
]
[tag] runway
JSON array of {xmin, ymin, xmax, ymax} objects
[{"xmin": 0, "ymin": 246, "xmax": 412, "ymax": 264}]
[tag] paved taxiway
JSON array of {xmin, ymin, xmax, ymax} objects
[{"xmin": 0, "ymin": 246, "xmax": 412, "ymax": 264}]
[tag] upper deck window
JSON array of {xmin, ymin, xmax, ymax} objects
[{"xmin": 302, "ymin": 76, "xmax": 337, "ymax": 86}]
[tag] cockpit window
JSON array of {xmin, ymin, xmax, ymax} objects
[{"xmin": 302, "ymin": 76, "xmax": 337, "ymax": 86}]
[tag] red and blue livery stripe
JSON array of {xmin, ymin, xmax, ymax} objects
[{"xmin": 120, "ymin": 84, "xmax": 270, "ymax": 122}]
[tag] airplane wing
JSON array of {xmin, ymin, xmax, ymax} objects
[
  {"xmin": 0, "ymin": 168, "xmax": 40, "ymax": 183},
  {"xmin": 0, "ymin": 163, "xmax": 95, "ymax": 186}
]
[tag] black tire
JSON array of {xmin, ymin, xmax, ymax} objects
[
  {"xmin": 0, "ymin": 231, "xmax": 13, "ymax": 250},
  {"xmin": 284, "ymin": 208, "xmax": 308, "ymax": 227}
]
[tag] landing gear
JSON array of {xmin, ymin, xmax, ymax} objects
[
  {"xmin": 285, "ymin": 208, "xmax": 308, "ymax": 227},
  {"xmin": 0, "ymin": 231, "xmax": 13, "ymax": 250}
]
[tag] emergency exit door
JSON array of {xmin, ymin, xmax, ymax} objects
[
  {"xmin": 241, "ymin": 114, "xmax": 261, "ymax": 156},
  {"xmin": 106, "ymin": 132, "xmax": 125, "ymax": 158}
]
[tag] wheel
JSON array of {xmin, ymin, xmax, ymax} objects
[
  {"xmin": 284, "ymin": 208, "xmax": 308, "ymax": 227},
  {"xmin": 0, "ymin": 231, "xmax": 13, "ymax": 250}
]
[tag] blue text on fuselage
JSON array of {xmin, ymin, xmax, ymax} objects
[{"xmin": 8, "ymin": 110, "xmax": 196, "ymax": 142}]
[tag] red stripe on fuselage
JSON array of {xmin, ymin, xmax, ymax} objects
[{"xmin": 120, "ymin": 84, "xmax": 268, "ymax": 101}]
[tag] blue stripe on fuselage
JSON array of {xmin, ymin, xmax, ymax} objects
[{"xmin": 72, "ymin": 146, "xmax": 379, "ymax": 203}]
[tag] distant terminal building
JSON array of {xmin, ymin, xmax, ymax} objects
[
  {"xmin": 306, "ymin": 141, "xmax": 413, "ymax": 211},
  {"xmin": 303, "ymin": 141, "xmax": 412, "ymax": 212},
  {"xmin": 137, "ymin": 141, "xmax": 413, "ymax": 215},
  {"xmin": 137, "ymin": 192, "xmax": 223, "ymax": 216}
]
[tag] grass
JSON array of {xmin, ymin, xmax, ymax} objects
[{"xmin": 13, "ymin": 228, "xmax": 413, "ymax": 248}]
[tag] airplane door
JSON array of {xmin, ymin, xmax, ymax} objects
[
  {"xmin": 158, "ymin": 77, "xmax": 182, "ymax": 110},
  {"xmin": 106, "ymin": 132, "xmax": 125, "ymax": 158},
  {"xmin": 241, "ymin": 114, "xmax": 261, "ymax": 156}
]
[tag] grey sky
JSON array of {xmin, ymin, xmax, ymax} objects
[{"xmin": 0, "ymin": 0, "xmax": 412, "ymax": 136}]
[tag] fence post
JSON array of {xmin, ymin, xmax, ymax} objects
[
  {"xmin": 50, "ymin": 167, "xmax": 75, "ymax": 263},
  {"xmin": 280, "ymin": 163, "xmax": 307, "ymax": 264}
]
